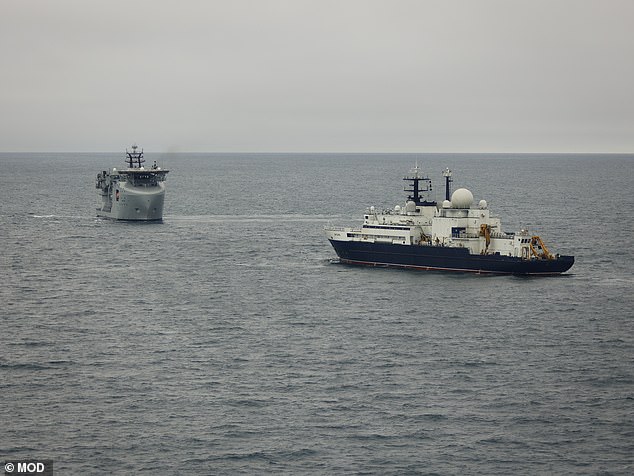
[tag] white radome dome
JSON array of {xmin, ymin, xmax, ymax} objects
[
  {"xmin": 451, "ymin": 188, "xmax": 473, "ymax": 209},
  {"xmin": 405, "ymin": 200, "xmax": 416, "ymax": 213},
  {"xmin": 479, "ymin": 199, "xmax": 488, "ymax": 209},
  {"xmin": 442, "ymin": 200, "xmax": 452, "ymax": 208}
]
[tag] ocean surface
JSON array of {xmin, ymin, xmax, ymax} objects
[{"xmin": 1, "ymin": 152, "xmax": 633, "ymax": 474}]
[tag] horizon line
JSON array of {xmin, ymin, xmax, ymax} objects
[{"xmin": 1, "ymin": 150, "xmax": 633, "ymax": 156}]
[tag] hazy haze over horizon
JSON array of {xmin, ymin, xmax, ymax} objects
[{"xmin": 1, "ymin": 0, "xmax": 633, "ymax": 153}]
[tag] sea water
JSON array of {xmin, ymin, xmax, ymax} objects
[{"xmin": 1, "ymin": 153, "xmax": 633, "ymax": 474}]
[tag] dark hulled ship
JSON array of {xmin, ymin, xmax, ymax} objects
[{"xmin": 325, "ymin": 165, "xmax": 574, "ymax": 275}]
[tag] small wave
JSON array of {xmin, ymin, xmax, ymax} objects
[
  {"xmin": 47, "ymin": 360, "xmax": 75, "ymax": 365},
  {"xmin": 0, "ymin": 362, "xmax": 54, "ymax": 370},
  {"xmin": 8, "ymin": 340, "xmax": 50, "ymax": 347},
  {"xmin": 216, "ymin": 451, "xmax": 271, "ymax": 462},
  {"xmin": 418, "ymin": 413, "xmax": 449, "ymax": 421},
  {"xmin": 594, "ymin": 277, "xmax": 634, "ymax": 287},
  {"xmin": 211, "ymin": 448, "xmax": 319, "ymax": 463}
]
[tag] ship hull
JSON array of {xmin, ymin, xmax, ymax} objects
[
  {"xmin": 329, "ymin": 240, "xmax": 574, "ymax": 275},
  {"xmin": 97, "ymin": 183, "xmax": 166, "ymax": 221}
]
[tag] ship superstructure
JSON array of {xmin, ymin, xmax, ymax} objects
[
  {"xmin": 325, "ymin": 165, "xmax": 574, "ymax": 275},
  {"xmin": 96, "ymin": 145, "xmax": 169, "ymax": 221}
]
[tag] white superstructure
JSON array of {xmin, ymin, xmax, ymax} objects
[{"xmin": 325, "ymin": 165, "xmax": 558, "ymax": 263}]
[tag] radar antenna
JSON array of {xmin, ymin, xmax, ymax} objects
[
  {"xmin": 403, "ymin": 163, "xmax": 436, "ymax": 206},
  {"xmin": 125, "ymin": 144, "xmax": 145, "ymax": 168}
]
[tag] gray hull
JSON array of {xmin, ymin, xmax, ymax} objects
[{"xmin": 97, "ymin": 183, "xmax": 166, "ymax": 221}]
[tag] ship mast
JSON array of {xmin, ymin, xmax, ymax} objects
[
  {"xmin": 442, "ymin": 167, "xmax": 453, "ymax": 201},
  {"xmin": 125, "ymin": 144, "xmax": 145, "ymax": 168},
  {"xmin": 403, "ymin": 163, "xmax": 436, "ymax": 206}
]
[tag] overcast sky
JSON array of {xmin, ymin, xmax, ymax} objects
[{"xmin": 1, "ymin": 0, "xmax": 633, "ymax": 153}]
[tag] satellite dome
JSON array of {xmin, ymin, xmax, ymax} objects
[
  {"xmin": 451, "ymin": 188, "xmax": 473, "ymax": 209},
  {"xmin": 394, "ymin": 205, "xmax": 401, "ymax": 212},
  {"xmin": 442, "ymin": 200, "xmax": 452, "ymax": 209},
  {"xmin": 479, "ymin": 199, "xmax": 488, "ymax": 209},
  {"xmin": 405, "ymin": 200, "xmax": 416, "ymax": 213}
]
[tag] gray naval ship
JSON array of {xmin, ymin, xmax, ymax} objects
[{"xmin": 96, "ymin": 145, "xmax": 169, "ymax": 221}]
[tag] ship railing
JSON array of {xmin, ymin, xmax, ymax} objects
[
  {"xmin": 454, "ymin": 232, "xmax": 513, "ymax": 240},
  {"xmin": 490, "ymin": 232, "xmax": 513, "ymax": 239},
  {"xmin": 453, "ymin": 232, "xmax": 481, "ymax": 239},
  {"xmin": 325, "ymin": 226, "xmax": 362, "ymax": 233}
]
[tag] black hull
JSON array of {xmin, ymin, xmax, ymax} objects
[{"xmin": 329, "ymin": 240, "xmax": 574, "ymax": 275}]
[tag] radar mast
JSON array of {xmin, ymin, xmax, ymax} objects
[
  {"xmin": 442, "ymin": 167, "xmax": 453, "ymax": 201},
  {"xmin": 125, "ymin": 144, "xmax": 145, "ymax": 168},
  {"xmin": 403, "ymin": 163, "xmax": 436, "ymax": 206}
]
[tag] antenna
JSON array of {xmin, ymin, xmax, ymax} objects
[
  {"xmin": 403, "ymin": 163, "xmax": 436, "ymax": 206},
  {"xmin": 442, "ymin": 167, "xmax": 453, "ymax": 201},
  {"xmin": 125, "ymin": 144, "xmax": 145, "ymax": 168}
]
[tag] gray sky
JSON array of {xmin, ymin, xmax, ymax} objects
[{"xmin": 1, "ymin": 0, "xmax": 633, "ymax": 153}]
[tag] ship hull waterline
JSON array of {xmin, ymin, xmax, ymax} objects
[
  {"xmin": 97, "ymin": 185, "xmax": 166, "ymax": 221},
  {"xmin": 96, "ymin": 212, "xmax": 164, "ymax": 222},
  {"xmin": 329, "ymin": 240, "xmax": 574, "ymax": 276}
]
